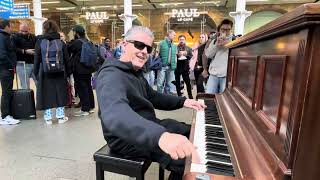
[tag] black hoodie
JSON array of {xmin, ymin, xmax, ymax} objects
[
  {"xmin": 0, "ymin": 29, "xmax": 16, "ymax": 69},
  {"xmin": 96, "ymin": 59, "xmax": 186, "ymax": 152}
]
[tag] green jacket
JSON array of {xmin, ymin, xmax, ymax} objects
[{"xmin": 159, "ymin": 38, "xmax": 177, "ymax": 70}]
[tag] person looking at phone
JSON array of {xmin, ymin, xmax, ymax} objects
[
  {"xmin": 202, "ymin": 19, "xmax": 234, "ymax": 94},
  {"xmin": 12, "ymin": 22, "xmax": 37, "ymax": 89}
]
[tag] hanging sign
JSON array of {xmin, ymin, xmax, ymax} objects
[
  {"xmin": 86, "ymin": 12, "xmax": 109, "ymax": 23},
  {"xmin": 0, "ymin": 0, "xmax": 14, "ymax": 19},
  {"xmin": 10, "ymin": 4, "xmax": 30, "ymax": 19},
  {"xmin": 171, "ymin": 9, "xmax": 200, "ymax": 22}
]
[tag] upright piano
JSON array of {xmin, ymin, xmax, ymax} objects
[{"xmin": 184, "ymin": 3, "xmax": 320, "ymax": 180}]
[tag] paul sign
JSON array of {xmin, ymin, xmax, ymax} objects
[
  {"xmin": 86, "ymin": 12, "xmax": 109, "ymax": 23},
  {"xmin": 171, "ymin": 9, "xmax": 200, "ymax": 22}
]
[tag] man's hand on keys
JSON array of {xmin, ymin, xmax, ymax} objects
[
  {"xmin": 158, "ymin": 132, "xmax": 200, "ymax": 162},
  {"xmin": 184, "ymin": 99, "xmax": 206, "ymax": 111}
]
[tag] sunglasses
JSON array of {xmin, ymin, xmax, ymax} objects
[{"xmin": 127, "ymin": 40, "xmax": 152, "ymax": 54}]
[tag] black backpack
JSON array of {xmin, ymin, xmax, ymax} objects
[{"xmin": 40, "ymin": 39, "xmax": 64, "ymax": 73}]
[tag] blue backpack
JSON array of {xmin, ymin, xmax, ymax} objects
[
  {"xmin": 79, "ymin": 39, "xmax": 98, "ymax": 67},
  {"xmin": 149, "ymin": 56, "xmax": 163, "ymax": 70},
  {"xmin": 40, "ymin": 39, "xmax": 64, "ymax": 73}
]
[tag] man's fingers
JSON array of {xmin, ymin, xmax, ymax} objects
[
  {"xmin": 176, "ymin": 148, "xmax": 186, "ymax": 159},
  {"xmin": 170, "ymin": 150, "xmax": 179, "ymax": 160}
]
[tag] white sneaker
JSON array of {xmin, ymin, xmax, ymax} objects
[
  {"xmin": 58, "ymin": 117, "xmax": 69, "ymax": 124},
  {"xmin": 45, "ymin": 120, "xmax": 52, "ymax": 125},
  {"xmin": 1, "ymin": 116, "xmax": 20, "ymax": 125},
  {"xmin": 89, "ymin": 109, "xmax": 95, "ymax": 114},
  {"xmin": 73, "ymin": 110, "xmax": 90, "ymax": 117}
]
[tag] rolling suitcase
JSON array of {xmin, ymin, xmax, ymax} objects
[{"xmin": 11, "ymin": 62, "xmax": 36, "ymax": 120}]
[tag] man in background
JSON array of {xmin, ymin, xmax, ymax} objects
[{"xmin": 13, "ymin": 22, "xmax": 36, "ymax": 89}]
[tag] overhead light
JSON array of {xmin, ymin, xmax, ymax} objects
[
  {"xmin": 81, "ymin": 7, "xmax": 86, "ymax": 10},
  {"xmin": 194, "ymin": 1, "xmax": 220, "ymax": 4},
  {"xmin": 56, "ymin": 7, "xmax": 76, "ymax": 10},
  {"xmin": 159, "ymin": 3, "xmax": 183, "ymax": 7},
  {"xmin": 42, "ymin": 1, "xmax": 60, "ymax": 4},
  {"xmin": 90, "ymin": 5, "xmax": 111, "ymax": 9},
  {"xmin": 42, "ymin": 8, "xmax": 49, "ymax": 11},
  {"xmin": 113, "ymin": 5, "xmax": 117, "ymax": 9},
  {"xmin": 120, "ymin": 4, "xmax": 143, "ymax": 7},
  {"xmin": 76, "ymin": 0, "xmax": 93, "ymax": 1},
  {"xmin": 246, "ymin": 0, "xmax": 268, "ymax": 1}
]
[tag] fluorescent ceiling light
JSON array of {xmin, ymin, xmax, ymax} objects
[
  {"xmin": 194, "ymin": 1, "xmax": 220, "ymax": 4},
  {"xmin": 159, "ymin": 3, "xmax": 183, "ymax": 6},
  {"xmin": 90, "ymin": 5, "xmax": 111, "ymax": 9},
  {"xmin": 42, "ymin": 1, "xmax": 60, "ymax": 4},
  {"xmin": 42, "ymin": 8, "xmax": 49, "ymax": 11},
  {"xmin": 76, "ymin": 0, "xmax": 93, "ymax": 1},
  {"xmin": 246, "ymin": 0, "xmax": 268, "ymax": 1},
  {"xmin": 56, "ymin": 7, "xmax": 76, "ymax": 10},
  {"xmin": 120, "ymin": 4, "xmax": 143, "ymax": 7}
]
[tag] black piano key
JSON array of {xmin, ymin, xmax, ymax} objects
[
  {"xmin": 206, "ymin": 152, "xmax": 232, "ymax": 163},
  {"xmin": 206, "ymin": 126, "xmax": 223, "ymax": 132},
  {"xmin": 206, "ymin": 168, "xmax": 235, "ymax": 177},
  {"xmin": 206, "ymin": 137, "xmax": 226, "ymax": 144},
  {"xmin": 205, "ymin": 132, "xmax": 225, "ymax": 138},
  {"xmin": 206, "ymin": 161, "xmax": 234, "ymax": 175},
  {"xmin": 206, "ymin": 144, "xmax": 229, "ymax": 154}
]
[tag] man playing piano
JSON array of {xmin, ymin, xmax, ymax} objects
[{"xmin": 96, "ymin": 26, "xmax": 205, "ymax": 180}]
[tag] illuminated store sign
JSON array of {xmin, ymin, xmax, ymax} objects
[
  {"xmin": 86, "ymin": 12, "xmax": 109, "ymax": 23},
  {"xmin": 171, "ymin": 9, "xmax": 200, "ymax": 22}
]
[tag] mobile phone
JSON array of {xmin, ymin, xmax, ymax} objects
[{"xmin": 195, "ymin": 174, "xmax": 210, "ymax": 180}]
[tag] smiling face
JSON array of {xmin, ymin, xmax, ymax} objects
[{"xmin": 120, "ymin": 31, "xmax": 153, "ymax": 70}]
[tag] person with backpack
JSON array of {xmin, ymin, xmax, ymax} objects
[
  {"xmin": 68, "ymin": 25, "xmax": 95, "ymax": 116},
  {"xmin": 33, "ymin": 20, "xmax": 69, "ymax": 124}
]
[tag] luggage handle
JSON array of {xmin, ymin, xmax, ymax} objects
[{"xmin": 15, "ymin": 61, "xmax": 28, "ymax": 90}]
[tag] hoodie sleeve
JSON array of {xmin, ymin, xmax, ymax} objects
[
  {"xmin": 96, "ymin": 68, "xmax": 167, "ymax": 151},
  {"xmin": 146, "ymin": 82, "xmax": 186, "ymax": 111},
  {"xmin": 205, "ymin": 40, "xmax": 219, "ymax": 59},
  {"xmin": 0, "ymin": 35, "xmax": 10, "ymax": 66}
]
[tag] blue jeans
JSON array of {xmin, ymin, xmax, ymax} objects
[
  {"xmin": 157, "ymin": 66, "xmax": 175, "ymax": 94},
  {"xmin": 143, "ymin": 71, "xmax": 155, "ymax": 87},
  {"xmin": 44, "ymin": 107, "xmax": 65, "ymax": 121},
  {"xmin": 206, "ymin": 75, "xmax": 226, "ymax": 94},
  {"xmin": 16, "ymin": 62, "xmax": 36, "ymax": 89}
]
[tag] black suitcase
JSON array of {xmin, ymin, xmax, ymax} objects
[
  {"xmin": 10, "ymin": 62, "xmax": 36, "ymax": 120},
  {"xmin": 11, "ymin": 89, "xmax": 36, "ymax": 119}
]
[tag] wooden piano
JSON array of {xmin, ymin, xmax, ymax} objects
[{"xmin": 184, "ymin": 3, "xmax": 320, "ymax": 180}]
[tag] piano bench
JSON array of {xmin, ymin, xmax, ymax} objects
[{"xmin": 93, "ymin": 145, "xmax": 165, "ymax": 180}]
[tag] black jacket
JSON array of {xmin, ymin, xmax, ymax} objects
[
  {"xmin": 12, "ymin": 33, "xmax": 36, "ymax": 64},
  {"xmin": 0, "ymin": 30, "xmax": 16, "ymax": 69},
  {"xmin": 68, "ymin": 38, "xmax": 95, "ymax": 74},
  {"xmin": 96, "ymin": 60, "xmax": 186, "ymax": 152},
  {"xmin": 34, "ymin": 32, "xmax": 69, "ymax": 110}
]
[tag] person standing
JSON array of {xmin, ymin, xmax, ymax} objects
[
  {"xmin": 0, "ymin": 19, "xmax": 20, "ymax": 125},
  {"xmin": 68, "ymin": 25, "xmax": 95, "ymax": 116},
  {"xmin": 34, "ymin": 20, "xmax": 69, "ymax": 124},
  {"xmin": 156, "ymin": 30, "xmax": 177, "ymax": 95},
  {"xmin": 175, "ymin": 35, "xmax": 193, "ymax": 99},
  {"xmin": 101, "ymin": 37, "xmax": 113, "ymax": 60},
  {"xmin": 190, "ymin": 33, "xmax": 208, "ymax": 94},
  {"xmin": 203, "ymin": 19, "xmax": 234, "ymax": 94},
  {"xmin": 13, "ymin": 22, "xmax": 37, "ymax": 89}
]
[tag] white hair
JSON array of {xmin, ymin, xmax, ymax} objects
[{"xmin": 124, "ymin": 26, "xmax": 154, "ymax": 41}]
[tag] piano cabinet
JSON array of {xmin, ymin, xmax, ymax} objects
[{"xmin": 184, "ymin": 3, "xmax": 320, "ymax": 180}]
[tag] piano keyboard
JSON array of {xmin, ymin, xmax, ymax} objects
[{"xmin": 190, "ymin": 99, "xmax": 235, "ymax": 176}]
